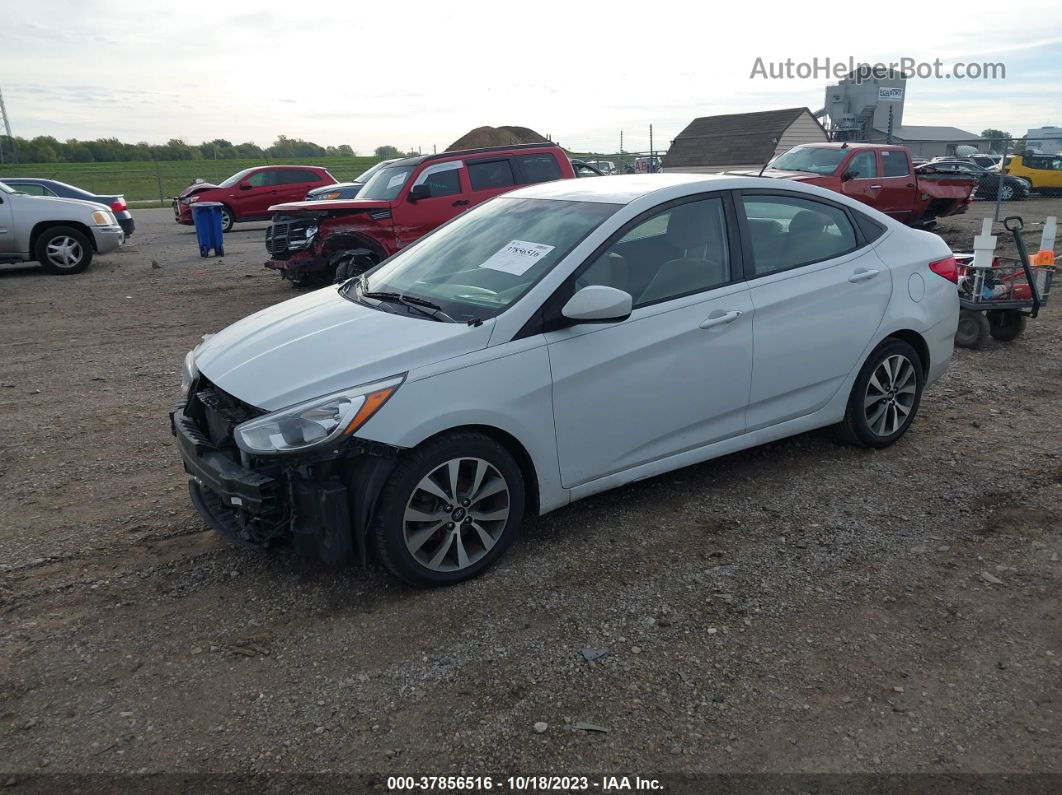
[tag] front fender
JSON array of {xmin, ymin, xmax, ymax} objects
[{"xmin": 355, "ymin": 339, "xmax": 568, "ymax": 514}]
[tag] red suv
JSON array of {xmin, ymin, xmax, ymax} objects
[
  {"xmin": 173, "ymin": 165, "xmax": 337, "ymax": 232},
  {"xmin": 264, "ymin": 143, "xmax": 576, "ymax": 286}
]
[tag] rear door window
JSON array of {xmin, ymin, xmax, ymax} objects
[
  {"xmin": 881, "ymin": 150, "xmax": 910, "ymax": 177},
  {"xmin": 515, "ymin": 153, "xmax": 562, "ymax": 185},
  {"xmin": 278, "ymin": 169, "xmax": 321, "ymax": 184},
  {"xmin": 467, "ymin": 159, "xmax": 516, "ymax": 191},
  {"xmin": 741, "ymin": 195, "xmax": 858, "ymax": 276}
]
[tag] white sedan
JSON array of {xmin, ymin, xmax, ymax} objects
[{"xmin": 173, "ymin": 174, "xmax": 959, "ymax": 586}]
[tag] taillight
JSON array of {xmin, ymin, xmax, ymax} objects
[
  {"xmin": 110, "ymin": 196, "xmax": 127, "ymax": 212},
  {"xmin": 929, "ymin": 256, "xmax": 958, "ymax": 283}
]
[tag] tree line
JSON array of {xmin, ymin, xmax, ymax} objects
[{"xmin": 0, "ymin": 134, "xmax": 357, "ymax": 164}]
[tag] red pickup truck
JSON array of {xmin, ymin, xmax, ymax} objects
[
  {"xmin": 745, "ymin": 143, "xmax": 978, "ymax": 227},
  {"xmin": 264, "ymin": 143, "xmax": 577, "ymax": 286},
  {"xmin": 173, "ymin": 165, "xmax": 337, "ymax": 232}
]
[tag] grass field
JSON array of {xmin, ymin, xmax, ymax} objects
[
  {"xmin": 0, "ymin": 156, "xmax": 381, "ymax": 204},
  {"xmin": 0, "ymin": 150, "xmax": 649, "ymax": 206}
]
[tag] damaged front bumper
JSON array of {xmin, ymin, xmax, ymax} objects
[
  {"xmin": 264, "ymin": 249, "xmax": 328, "ymax": 283},
  {"xmin": 171, "ymin": 388, "xmax": 398, "ymax": 564}
]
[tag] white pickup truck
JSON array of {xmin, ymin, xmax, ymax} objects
[{"xmin": 0, "ymin": 179, "xmax": 125, "ymax": 274}]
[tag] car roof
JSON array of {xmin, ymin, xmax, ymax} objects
[
  {"xmin": 507, "ymin": 173, "xmax": 860, "ymax": 205},
  {"xmin": 390, "ymin": 142, "xmax": 563, "ymax": 169},
  {"xmin": 795, "ymin": 142, "xmax": 901, "ymax": 150}
]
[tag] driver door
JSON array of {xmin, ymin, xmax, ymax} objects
[
  {"xmin": 395, "ymin": 161, "xmax": 467, "ymax": 249},
  {"xmin": 839, "ymin": 150, "xmax": 881, "ymax": 209},
  {"xmin": 233, "ymin": 168, "xmax": 280, "ymax": 219},
  {"xmin": 545, "ymin": 194, "xmax": 753, "ymax": 488}
]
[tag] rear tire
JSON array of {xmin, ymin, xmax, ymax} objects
[
  {"xmin": 955, "ymin": 309, "xmax": 990, "ymax": 349},
  {"xmin": 371, "ymin": 432, "xmax": 525, "ymax": 587},
  {"xmin": 35, "ymin": 226, "xmax": 93, "ymax": 275},
  {"xmin": 987, "ymin": 310, "xmax": 1026, "ymax": 341},
  {"xmin": 835, "ymin": 339, "xmax": 924, "ymax": 449}
]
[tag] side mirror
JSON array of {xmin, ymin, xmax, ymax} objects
[
  {"xmin": 840, "ymin": 170, "xmax": 856, "ymax": 182},
  {"xmin": 238, "ymin": 182, "xmax": 253, "ymax": 190},
  {"xmin": 408, "ymin": 184, "xmax": 431, "ymax": 202},
  {"xmin": 561, "ymin": 285, "xmax": 633, "ymax": 324}
]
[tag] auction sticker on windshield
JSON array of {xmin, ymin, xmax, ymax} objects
[{"xmin": 479, "ymin": 240, "xmax": 556, "ymax": 276}]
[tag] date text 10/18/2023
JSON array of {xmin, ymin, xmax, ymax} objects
[{"xmin": 386, "ymin": 775, "xmax": 664, "ymax": 791}]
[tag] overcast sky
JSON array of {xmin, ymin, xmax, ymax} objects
[{"xmin": 3, "ymin": 0, "xmax": 1061, "ymax": 154}]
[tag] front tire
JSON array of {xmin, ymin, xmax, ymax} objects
[
  {"xmin": 371, "ymin": 432, "xmax": 525, "ymax": 586},
  {"xmin": 330, "ymin": 249, "xmax": 380, "ymax": 284},
  {"xmin": 835, "ymin": 339, "xmax": 924, "ymax": 449},
  {"xmin": 35, "ymin": 226, "xmax": 93, "ymax": 274},
  {"xmin": 220, "ymin": 206, "xmax": 234, "ymax": 233}
]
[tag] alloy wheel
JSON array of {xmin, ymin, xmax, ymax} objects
[
  {"xmin": 45, "ymin": 236, "xmax": 84, "ymax": 269},
  {"xmin": 999, "ymin": 184, "xmax": 1014, "ymax": 200},
  {"xmin": 863, "ymin": 354, "xmax": 917, "ymax": 437},
  {"xmin": 403, "ymin": 457, "xmax": 510, "ymax": 572}
]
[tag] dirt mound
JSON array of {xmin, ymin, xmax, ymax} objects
[{"xmin": 447, "ymin": 125, "xmax": 548, "ymax": 151}]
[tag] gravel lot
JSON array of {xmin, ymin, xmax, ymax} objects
[{"xmin": 1, "ymin": 200, "xmax": 1060, "ymax": 781}]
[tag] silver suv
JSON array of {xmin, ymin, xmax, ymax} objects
[{"xmin": 0, "ymin": 180, "xmax": 124, "ymax": 274}]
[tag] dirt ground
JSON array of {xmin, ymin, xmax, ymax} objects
[{"xmin": 1, "ymin": 198, "xmax": 1061, "ymax": 784}]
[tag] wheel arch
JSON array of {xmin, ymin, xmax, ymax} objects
[
  {"xmin": 882, "ymin": 328, "xmax": 930, "ymax": 377},
  {"xmin": 411, "ymin": 424, "xmax": 541, "ymax": 517},
  {"xmin": 321, "ymin": 230, "xmax": 388, "ymax": 261},
  {"xmin": 30, "ymin": 220, "xmax": 96, "ymax": 253}
]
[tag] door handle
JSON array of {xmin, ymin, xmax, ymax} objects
[
  {"xmin": 452, "ymin": 199, "xmax": 470, "ymax": 207},
  {"xmin": 848, "ymin": 268, "xmax": 881, "ymax": 283},
  {"xmin": 870, "ymin": 184, "xmax": 882, "ymax": 189},
  {"xmin": 699, "ymin": 310, "xmax": 742, "ymax": 329}
]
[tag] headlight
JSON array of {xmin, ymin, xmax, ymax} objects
[
  {"xmin": 180, "ymin": 350, "xmax": 198, "ymax": 395},
  {"xmin": 91, "ymin": 209, "xmax": 116, "ymax": 226},
  {"xmin": 186, "ymin": 195, "xmax": 199, "ymax": 204},
  {"xmin": 317, "ymin": 191, "xmax": 342, "ymax": 200},
  {"xmin": 233, "ymin": 375, "xmax": 403, "ymax": 455}
]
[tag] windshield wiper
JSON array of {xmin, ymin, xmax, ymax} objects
[{"xmin": 358, "ymin": 284, "xmax": 455, "ymax": 322}]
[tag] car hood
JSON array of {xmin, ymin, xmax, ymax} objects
[
  {"xmin": 307, "ymin": 181, "xmax": 363, "ymax": 196},
  {"xmin": 20, "ymin": 194, "xmax": 111, "ymax": 213},
  {"xmin": 178, "ymin": 182, "xmax": 220, "ymax": 199},
  {"xmin": 193, "ymin": 287, "xmax": 492, "ymax": 411},
  {"xmin": 268, "ymin": 197, "xmax": 391, "ymax": 215},
  {"xmin": 729, "ymin": 168, "xmax": 824, "ymax": 182}
]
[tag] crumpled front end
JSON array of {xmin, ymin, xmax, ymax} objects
[{"xmin": 171, "ymin": 374, "xmax": 398, "ymax": 564}]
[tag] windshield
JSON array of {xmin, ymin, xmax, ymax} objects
[
  {"xmin": 348, "ymin": 197, "xmax": 619, "ymax": 322},
  {"xmin": 358, "ymin": 165, "xmax": 414, "ymax": 201},
  {"xmin": 218, "ymin": 168, "xmax": 255, "ymax": 188},
  {"xmin": 0, "ymin": 180, "xmax": 14, "ymax": 194},
  {"xmin": 352, "ymin": 160, "xmax": 390, "ymax": 183},
  {"xmin": 770, "ymin": 147, "xmax": 848, "ymax": 175}
]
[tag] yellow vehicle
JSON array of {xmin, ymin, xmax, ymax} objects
[{"xmin": 1004, "ymin": 153, "xmax": 1062, "ymax": 192}]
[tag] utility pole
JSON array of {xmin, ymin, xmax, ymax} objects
[
  {"xmin": 649, "ymin": 124, "xmax": 654, "ymax": 171},
  {"xmin": 0, "ymin": 86, "xmax": 17, "ymax": 165}
]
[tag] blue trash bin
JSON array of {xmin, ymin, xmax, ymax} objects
[{"xmin": 190, "ymin": 201, "xmax": 225, "ymax": 258}]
